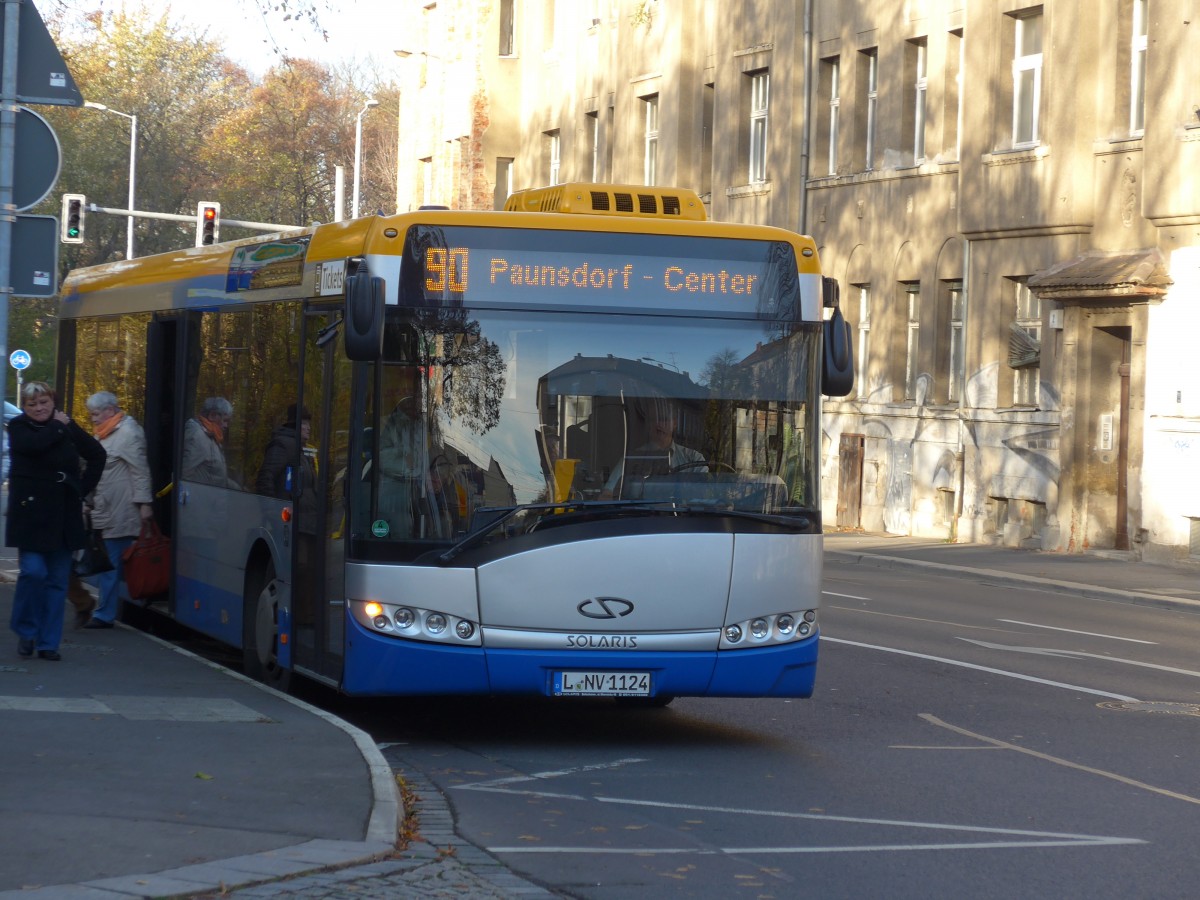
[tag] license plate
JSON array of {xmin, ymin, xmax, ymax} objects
[{"xmin": 554, "ymin": 671, "xmax": 651, "ymax": 697}]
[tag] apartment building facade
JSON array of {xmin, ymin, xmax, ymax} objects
[{"xmin": 399, "ymin": 0, "xmax": 1200, "ymax": 562}]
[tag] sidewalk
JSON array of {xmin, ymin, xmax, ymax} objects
[
  {"xmin": 0, "ymin": 577, "xmax": 400, "ymax": 899},
  {"xmin": 824, "ymin": 531, "xmax": 1200, "ymax": 612}
]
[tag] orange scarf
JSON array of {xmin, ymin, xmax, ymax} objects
[
  {"xmin": 94, "ymin": 411, "xmax": 124, "ymax": 441},
  {"xmin": 199, "ymin": 415, "xmax": 224, "ymax": 445}
]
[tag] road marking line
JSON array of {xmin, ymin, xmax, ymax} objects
[
  {"xmin": 0, "ymin": 694, "xmax": 272, "ymax": 722},
  {"xmin": 822, "ymin": 636, "xmax": 1139, "ymax": 700},
  {"xmin": 488, "ymin": 838, "xmax": 1142, "ymax": 855},
  {"xmin": 830, "ymin": 605, "xmax": 1021, "ymax": 633},
  {"xmin": 998, "ymin": 619, "xmax": 1156, "ymax": 644},
  {"xmin": 959, "ymin": 639, "xmax": 1200, "ymax": 679},
  {"xmin": 456, "ymin": 757, "xmax": 648, "ymax": 798},
  {"xmin": 823, "ymin": 590, "xmax": 872, "ymax": 600},
  {"xmin": 922, "ymin": 713, "xmax": 1200, "ymax": 807}
]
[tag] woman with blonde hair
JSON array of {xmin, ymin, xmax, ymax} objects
[{"xmin": 6, "ymin": 382, "xmax": 105, "ymax": 659}]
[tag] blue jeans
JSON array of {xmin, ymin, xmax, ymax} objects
[
  {"xmin": 93, "ymin": 536, "xmax": 135, "ymax": 623},
  {"xmin": 11, "ymin": 548, "xmax": 72, "ymax": 652}
]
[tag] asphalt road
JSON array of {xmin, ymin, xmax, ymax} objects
[{"xmin": 317, "ymin": 556, "xmax": 1200, "ymax": 899}]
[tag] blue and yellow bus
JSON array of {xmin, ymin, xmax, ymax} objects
[{"xmin": 58, "ymin": 183, "xmax": 852, "ymax": 704}]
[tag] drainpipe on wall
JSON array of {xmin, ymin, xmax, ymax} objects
[
  {"xmin": 953, "ymin": 237, "xmax": 971, "ymax": 543},
  {"xmin": 799, "ymin": 0, "xmax": 813, "ymax": 236}
]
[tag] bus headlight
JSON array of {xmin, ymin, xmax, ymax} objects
[
  {"xmin": 720, "ymin": 609, "xmax": 817, "ymax": 649},
  {"xmin": 349, "ymin": 600, "xmax": 481, "ymax": 646}
]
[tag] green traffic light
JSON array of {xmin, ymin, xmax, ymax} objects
[{"xmin": 67, "ymin": 226, "xmax": 80, "ymax": 238}]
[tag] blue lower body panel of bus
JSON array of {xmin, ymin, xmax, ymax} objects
[{"xmin": 343, "ymin": 617, "xmax": 818, "ymax": 698}]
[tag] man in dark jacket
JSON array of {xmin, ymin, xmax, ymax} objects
[
  {"xmin": 6, "ymin": 382, "xmax": 106, "ymax": 660},
  {"xmin": 255, "ymin": 404, "xmax": 317, "ymax": 533}
]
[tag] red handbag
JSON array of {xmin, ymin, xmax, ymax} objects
[{"xmin": 121, "ymin": 519, "xmax": 171, "ymax": 599}]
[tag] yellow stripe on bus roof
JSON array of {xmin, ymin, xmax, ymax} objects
[{"xmin": 61, "ymin": 206, "xmax": 821, "ymax": 306}]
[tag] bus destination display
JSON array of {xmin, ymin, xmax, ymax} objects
[{"xmin": 405, "ymin": 225, "xmax": 797, "ymax": 316}]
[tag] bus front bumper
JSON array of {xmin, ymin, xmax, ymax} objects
[{"xmin": 342, "ymin": 618, "xmax": 818, "ymax": 698}]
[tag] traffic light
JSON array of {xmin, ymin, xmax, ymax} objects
[
  {"xmin": 61, "ymin": 193, "xmax": 85, "ymax": 244},
  {"xmin": 195, "ymin": 202, "xmax": 220, "ymax": 246}
]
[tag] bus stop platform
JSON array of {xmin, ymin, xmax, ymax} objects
[{"xmin": 0, "ymin": 578, "xmax": 399, "ymax": 899}]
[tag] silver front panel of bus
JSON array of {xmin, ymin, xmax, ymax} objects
[
  {"xmin": 727, "ymin": 533, "xmax": 823, "ymax": 622},
  {"xmin": 476, "ymin": 533, "xmax": 734, "ymax": 632}
]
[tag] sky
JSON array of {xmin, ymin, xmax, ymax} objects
[{"xmin": 144, "ymin": 0, "xmax": 411, "ymax": 77}]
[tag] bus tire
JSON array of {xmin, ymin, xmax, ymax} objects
[{"xmin": 243, "ymin": 561, "xmax": 292, "ymax": 693}]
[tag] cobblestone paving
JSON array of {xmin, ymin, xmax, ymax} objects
[{"xmin": 210, "ymin": 769, "xmax": 559, "ymax": 899}]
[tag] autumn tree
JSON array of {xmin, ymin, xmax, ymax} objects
[{"xmin": 44, "ymin": 6, "xmax": 252, "ymax": 265}]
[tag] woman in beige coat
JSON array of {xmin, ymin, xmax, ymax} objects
[{"xmin": 83, "ymin": 391, "xmax": 154, "ymax": 628}]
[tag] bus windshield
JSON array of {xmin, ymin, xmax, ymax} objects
[{"xmin": 350, "ymin": 307, "xmax": 821, "ymax": 557}]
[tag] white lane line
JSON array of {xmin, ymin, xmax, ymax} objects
[
  {"xmin": 959, "ymin": 639, "xmax": 1200, "ymax": 680},
  {"xmin": 0, "ymin": 695, "xmax": 272, "ymax": 721},
  {"xmin": 456, "ymin": 757, "xmax": 648, "ymax": 798},
  {"xmin": 922, "ymin": 713, "xmax": 1200, "ymax": 807},
  {"xmin": 488, "ymin": 838, "xmax": 1142, "ymax": 855},
  {"xmin": 824, "ymin": 590, "xmax": 872, "ymax": 600},
  {"xmin": 830, "ymin": 605, "xmax": 1024, "ymax": 633},
  {"xmin": 821, "ymin": 636, "xmax": 1139, "ymax": 701},
  {"xmin": 998, "ymin": 619, "xmax": 1156, "ymax": 644},
  {"xmin": 488, "ymin": 797, "xmax": 1140, "ymax": 855},
  {"xmin": 0, "ymin": 696, "xmax": 110, "ymax": 714}
]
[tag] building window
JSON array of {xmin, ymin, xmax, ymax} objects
[
  {"xmin": 947, "ymin": 281, "xmax": 964, "ymax": 403},
  {"xmin": 857, "ymin": 48, "xmax": 878, "ymax": 171},
  {"xmin": 1012, "ymin": 277, "xmax": 1041, "ymax": 406},
  {"xmin": 822, "ymin": 56, "xmax": 840, "ymax": 175},
  {"xmin": 946, "ymin": 30, "xmax": 963, "ymax": 162},
  {"xmin": 910, "ymin": 38, "xmax": 928, "ymax": 163},
  {"xmin": 499, "ymin": 0, "xmax": 515, "ymax": 56},
  {"xmin": 587, "ymin": 111, "xmax": 600, "ymax": 181},
  {"xmin": 494, "ymin": 157, "xmax": 513, "ymax": 209},
  {"xmin": 546, "ymin": 130, "xmax": 561, "ymax": 185},
  {"xmin": 643, "ymin": 94, "xmax": 659, "ymax": 186},
  {"xmin": 1130, "ymin": 0, "xmax": 1147, "ymax": 135},
  {"xmin": 904, "ymin": 282, "xmax": 921, "ymax": 401},
  {"xmin": 855, "ymin": 284, "xmax": 871, "ymax": 399},
  {"xmin": 748, "ymin": 70, "xmax": 769, "ymax": 183},
  {"xmin": 1011, "ymin": 9, "xmax": 1043, "ymax": 147}
]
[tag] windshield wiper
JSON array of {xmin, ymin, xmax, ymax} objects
[
  {"xmin": 438, "ymin": 500, "xmax": 813, "ymax": 563},
  {"xmin": 437, "ymin": 499, "xmax": 667, "ymax": 563},
  {"xmin": 669, "ymin": 505, "xmax": 814, "ymax": 529}
]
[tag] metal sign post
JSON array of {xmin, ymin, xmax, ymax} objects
[{"xmin": 0, "ymin": 0, "xmax": 81, "ymax": 403}]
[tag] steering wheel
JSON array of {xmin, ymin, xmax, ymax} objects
[{"xmin": 670, "ymin": 460, "xmax": 735, "ymax": 474}]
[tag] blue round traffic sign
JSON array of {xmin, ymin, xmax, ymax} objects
[{"xmin": 9, "ymin": 349, "xmax": 31, "ymax": 370}]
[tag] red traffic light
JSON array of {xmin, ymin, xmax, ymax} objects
[{"xmin": 195, "ymin": 201, "xmax": 220, "ymax": 246}]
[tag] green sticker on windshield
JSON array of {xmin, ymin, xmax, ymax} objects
[{"xmin": 371, "ymin": 519, "xmax": 390, "ymax": 537}]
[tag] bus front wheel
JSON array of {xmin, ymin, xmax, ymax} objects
[{"xmin": 243, "ymin": 562, "xmax": 292, "ymax": 693}]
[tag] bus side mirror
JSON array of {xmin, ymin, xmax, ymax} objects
[
  {"xmin": 822, "ymin": 306, "xmax": 855, "ymax": 397},
  {"xmin": 344, "ymin": 272, "xmax": 385, "ymax": 361}
]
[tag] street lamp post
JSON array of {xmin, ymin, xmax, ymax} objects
[
  {"xmin": 352, "ymin": 98, "xmax": 379, "ymax": 219},
  {"xmin": 83, "ymin": 102, "xmax": 137, "ymax": 259}
]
